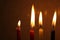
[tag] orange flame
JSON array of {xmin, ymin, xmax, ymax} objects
[
  {"xmin": 52, "ymin": 11, "xmax": 57, "ymax": 26},
  {"xmin": 18, "ymin": 20, "xmax": 21, "ymax": 27},
  {"xmin": 31, "ymin": 4, "xmax": 35, "ymax": 28},
  {"xmin": 39, "ymin": 11, "xmax": 43, "ymax": 25}
]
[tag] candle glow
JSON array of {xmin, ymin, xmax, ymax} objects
[
  {"xmin": 18, "ymin": 20, "xmax": 21, "ymax": 27},
  {"xmin": 52, "ymin": 11, "xmax": 57, "ymax": 27},
  {"xmin": 39, "ymin": 28, "xmax": 43, "ymax": 34},
  {"xmin": 31, "ymin": 5, "xmax": 35, "ymax": 28},
  {"xmin": 39, "ymin": 11, "xmax": 43, "ymax": 26}
]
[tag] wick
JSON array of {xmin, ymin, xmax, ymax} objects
[{"xmin": 52, "ymin": 26, "xmax": 55, "ymax": 31}]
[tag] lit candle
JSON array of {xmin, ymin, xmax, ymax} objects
[
  {"xmin": 16, "ymin": 20, "xmax": 21, "ymax": 40},
  {"xmin": 30, "ymin": 4, "xmax": 35, "ymax": 40},
  {"xmin": 39, "ymin": 11, "xmax": 44, "ymax": 40},
  {"xmin": 51, "ymin": 11, "xmax": 57, "ymax": 40}
]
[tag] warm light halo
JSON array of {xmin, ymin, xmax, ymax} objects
[
  {"xmin": 39, "ymin": 28, "xmax": 43, "ymax": 32},
  {"xmin": 31, "ymin": 4, "xmax": 35, "ymax": 28},
  {"xmin": 39, "ymin": 11, "xmax": 43, "ymax": 26},
  {"xmin": 39, "ymin": 28, "xmax": 43, "ymax": 36},
  {"xmin": 18, "ymin": 20, "xmax": 21, "ymax": 27},
  {"xmin": 52, "ymin": 11, "xmax": 57, "ymax": 27}
]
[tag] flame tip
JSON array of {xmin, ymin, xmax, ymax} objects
[{"xmin": 18, "ymin": 20, "xmax": 21, "ymax": 27}]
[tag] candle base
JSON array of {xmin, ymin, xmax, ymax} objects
[
  {"xmin": 16, "ymin": 27, "xmax": 21, "ymax": 40},
  {"xmin": 51, "ymin": 30, "xmax": 55, "ymax": 40},
  {"xmin": 30, "ymin": 29, "xmax": 34, "ymax": 40},
  {"xmin": 39, "ymin": 28, "xmax": 44, "ymax": 40}
]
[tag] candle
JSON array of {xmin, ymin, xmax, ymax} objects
[
  {"xmin": 30, "ymin": 29, "xmax": 34, "ymax": 40},
  {"xmin": 39, "ymin": 28, "xmax": 43, "ymax": 40},
  {"xmin": 16, "ymin": 20, "xmax": 21, "ymax": 40},
  {"xmin": 39, "ymin": 11, "xmax": 44, "ymax": 40},
  {"xmin": 51, "ymin": 11, "xmax": 57, "ymax": 40},
  {"xmin": 30, "ymin": 4, "xmax": 35, "ymax": 40}
]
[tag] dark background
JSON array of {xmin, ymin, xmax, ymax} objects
[{"xmin": 0, "ymin": 0, "xmax": 60, "ymax": 40}]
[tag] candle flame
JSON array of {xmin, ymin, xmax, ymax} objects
[
  {"xmin": 39, "ymin": 11, "xmax": 43, "ymax": 25},
  {"xmin": 31, "ymin": 4, "xmax": 35, "ymax": 28},
  {"xmin": 52, "ymin": 11, "xmax": 57, "ymax": 26},
  {"xmin": 18, "ymin": 20, "xmax": 21, "ymax": 27}
]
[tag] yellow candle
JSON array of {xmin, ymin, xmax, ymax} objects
[
  {"xmin": 39, "ymin": 11, "xmax": 44, "ymax": 40},
  {"xmin": 39, "ymin": 28, "xmax": 43, "ymax": 37}
]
